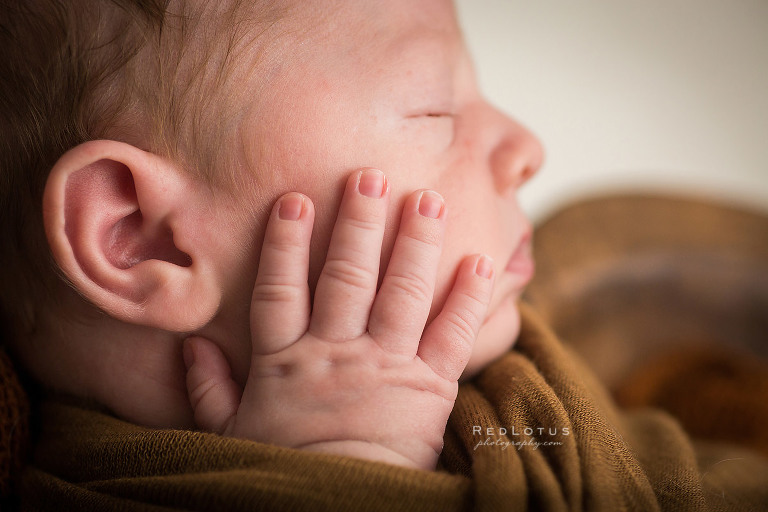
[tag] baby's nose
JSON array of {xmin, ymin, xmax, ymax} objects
[{"xmin": 488, "ymin": 109, "xmax": 545, "ymax": 195}]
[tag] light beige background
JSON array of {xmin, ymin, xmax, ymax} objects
[{"xmin": 456, "ymin": 0, "xmax": 768, "ymax": 222}]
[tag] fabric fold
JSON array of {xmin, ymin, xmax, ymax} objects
[{"xmin": 19, "ymin": 303, "xmax": 768, "ymax": 511}]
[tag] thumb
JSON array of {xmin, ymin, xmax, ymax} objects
[{"xmin": 183, "ymin": 336, "xmax": 242, "ymax": 434}]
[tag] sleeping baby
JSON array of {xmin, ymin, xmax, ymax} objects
[{"xmin": 2, "ymin": 0, "xmax": 767, "ymax": 509}]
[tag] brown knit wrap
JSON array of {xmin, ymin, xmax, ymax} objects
[
  {"xmin": 16, "ymin": 304, "xmax": 768, "ymax": 511},
  {"xmin": 0, "ymin": 347, "xmax": 30, "ymax": 499}
]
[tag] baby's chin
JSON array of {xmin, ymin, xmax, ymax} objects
[{"xmin": 460, "ymin": 294, "xmax": 521, "ymax": 379}]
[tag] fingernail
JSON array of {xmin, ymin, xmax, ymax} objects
[
  {"xmin": 475, "ymin": 255, "xmax": 493, "ymax": 279},
  {"xmin": 418, "ymin": 190, "xmax": 444, "ymax": 218},
  {"xmin": 278, "ymin": 194, "xmax": 304, "ymax": 220},
  {"xmin": 358, "ymin": 169, "xmax": 386, "ymax": 198},
  {"xmin": 182, "ymin": 339, "xmax": 196, "ymax": 370}
]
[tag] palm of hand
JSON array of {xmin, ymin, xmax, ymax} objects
[{"xmin": 241, "ymin": 335, "xmax": 456, "ymax": 461}]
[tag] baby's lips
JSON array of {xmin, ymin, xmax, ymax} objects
[{"xmin": 504, "ymin": 231, "xmax": 534, "ymax": 280}]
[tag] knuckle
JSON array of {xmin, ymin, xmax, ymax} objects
[
  {"xmin": 265, "ymin": 236, "xmax": 306, "ymax": 255},
  {"xmin": 339, "ymin": 214, "xmax": 384, "ymax": 235},
  {"xmin": 189, "ymin": 376, "xmax": 218, "ymax": 409},
  {"xmin": 443, "ymin": 310, "xmax": 479, "ymax": 343},
  {"xmin": 385, "ymin": 270, "xmax": 433, "ymax": 303},
  {"xmin": 321, "ymin": 257, "xmax": 377, "ymax": 290},
  {"xmin": 400, "ymin": 230, "xmax": 442, "ymax": 251},
  {"xmin": 459, "ymin": 287, "xmax": 489, "ymax": 310},
  {"xmin": 252, "ymin": 282, "xmax": 304, "ymax": 304}
]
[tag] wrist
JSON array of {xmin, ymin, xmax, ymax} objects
[{"xmin": 299, "ymin": 440, "xmax": 435, "ymax": 470}]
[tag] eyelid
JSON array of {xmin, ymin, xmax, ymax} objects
[
  {"xmin": 403, "ymin": 111, "xmax": 456, "ymax": 149},
  {"xmin": 404, "ymin": 112, "xmax": 455, "ymax": 119}
]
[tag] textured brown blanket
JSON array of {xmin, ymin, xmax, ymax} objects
[{"xmin": 12, "ymin": 303, "xmax": 768, "ymax": 511}]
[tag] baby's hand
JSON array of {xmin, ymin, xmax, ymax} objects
[{"xmin": 183, "ymin": 169, "xmax": 494, "ymax": 470}]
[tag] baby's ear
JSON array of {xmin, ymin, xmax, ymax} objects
[{"xmin": 43, "ymin": 140, "xmax": 222, "ymax": 331}]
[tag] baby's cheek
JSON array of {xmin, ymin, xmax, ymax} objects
[
  {"xmin": 425, "ymin": 226, "xmax": 471, "ymax": 322},
  {"xmin": 425, "ymin": 264, "xmax": 456, "ymax": 326},
  {"xmin": 462, "ymin": 299, "xmax": 521, "ymax": 378},
  {"xmin": 305, "ymin": 193, "xmax": 347, "ymax": 296}
]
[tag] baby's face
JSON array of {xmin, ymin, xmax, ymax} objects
[{"xmin": 217, "ymin": 0, "xmax": 543, "ymax": 379}]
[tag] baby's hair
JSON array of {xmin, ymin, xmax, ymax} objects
[{"xmin": 0, "ymin": 0, "xmax": 287, "ymax": 340}]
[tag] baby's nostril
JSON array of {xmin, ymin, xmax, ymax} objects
[
  {"xmin": 519, "ymin": 162, "xmax": 538, "ymax": 186},
  {"xmin": 490, "ymin": 143, "xmax": 532, "ymax": 192}
]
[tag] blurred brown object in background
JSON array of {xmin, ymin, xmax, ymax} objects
[
  {"xmin": 525, "ymin": 193, "xmax": 768, "ymax": 389},
  {"xmin": 615, "ymin": 344, "xmax": 768, "ymax": 458},
  {"xmin": 524, "ymin": 193, "xmax": 768, "ymax": 454}
]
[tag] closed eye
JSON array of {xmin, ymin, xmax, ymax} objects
[
  {"xmin": 405, "ymin": 112, "xmax": 455, "ymax": 120},
  {"xmin": 402, "ymin": 112, "xmax": 456, "ymax": 149}
]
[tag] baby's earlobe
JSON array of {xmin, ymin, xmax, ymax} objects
[{"xmin": 43, "ymin": 140, "xmax": 222, "ymax": 332}]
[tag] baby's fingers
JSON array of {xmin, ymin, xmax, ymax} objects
[
  {"xmin": 418, "ymin": 255, "xmax": 494, "ymax": 381},
  {"xmin": 367, "ymin": 189, "xmax": 444, "ymax": 354},
  {"xmin": 250, "ymin": 193, "xmax": 314, "ymax": 354},
  {"xmin": 309, "ymin": 169, "xmax": 389, "ymax": 341},
  {"xmin": 183, "ymin": 337, "xmax": 242, "ymax": 435}
]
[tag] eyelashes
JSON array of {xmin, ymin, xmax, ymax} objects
[{"xmin": 404, "ymin": 110, "xmax": 455, "ymax": 120}]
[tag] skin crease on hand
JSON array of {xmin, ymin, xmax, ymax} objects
[
  {"xmin": 28, "ymin": 0, "xmax": 543, "ymax": 432},
  {"xmin": 207, "ymin": 0, "xmax": 545, "ymax": 387}
]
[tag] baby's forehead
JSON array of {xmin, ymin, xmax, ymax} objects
[
  {"xmin": 292, "ymin": 0, "xmax": 459, "ymax": 50},
  {"xmin": 155, "ymin": 0, "xmax": 462, "ymax": 188},
  {"xmin": 239, "ymin": 0, "xmax": 462, "ymax": 95},
  {"xmin": 237, "ymin": 2, "xmax": 463, "ymax": 115}
]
